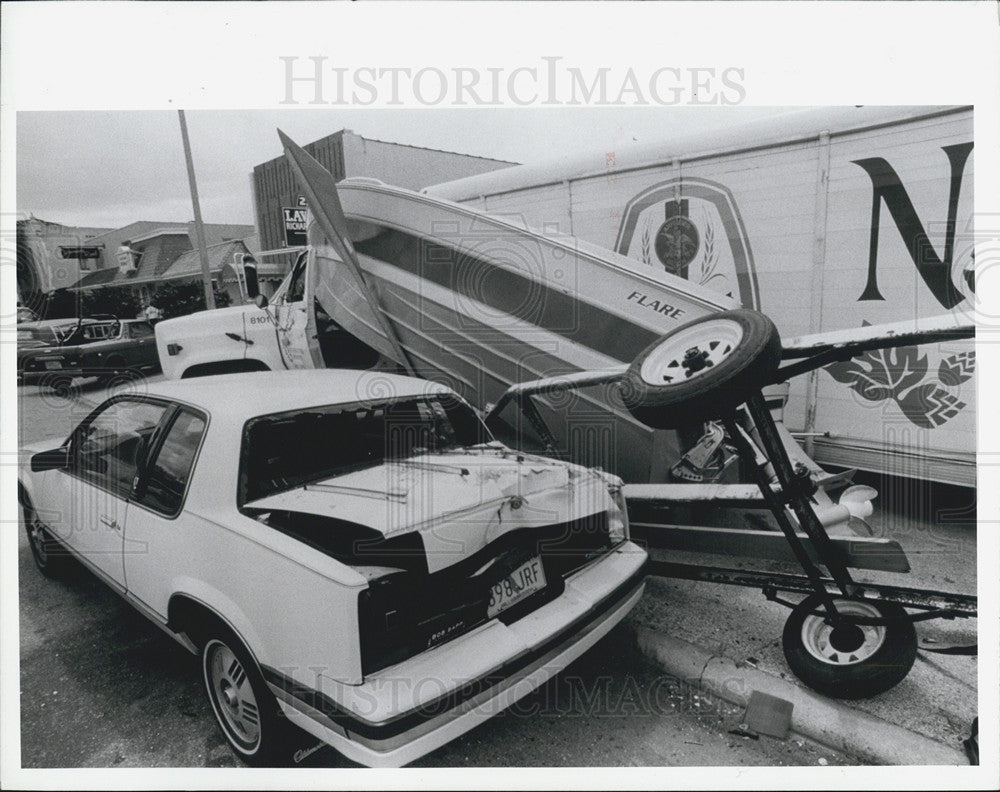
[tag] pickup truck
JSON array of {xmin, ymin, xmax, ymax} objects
[
  {"xmin": 154, "ymin": 250, "xmax": 378, "ymax": 381},
  {"xmin": 20, "ymin": 317, "xmax": 161, "ymax": 391}
]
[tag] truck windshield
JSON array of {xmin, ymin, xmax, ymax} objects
[{"xmin": 240, "ymin": 395, "xmax": 492, "ymax": 503}]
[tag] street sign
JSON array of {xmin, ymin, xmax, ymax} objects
[{"xmin": 282, "ymin": 196, "xmax": 308, "ymax": 246}]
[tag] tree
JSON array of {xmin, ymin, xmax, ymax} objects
[
  {"xmin": 26, "ymin": 289, "xmax": 77, "ymax": 320},
  {"xmin": 153, "ymin": 280, "xmax": 231, "ymax": 319},
  {"xmin": 80, "ymin": 287, "xmax": 142, "ymax": 319}
]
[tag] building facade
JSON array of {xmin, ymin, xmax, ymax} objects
[
  {"xmin": 68, "ymin": 222, "xmax": 257, "ymax": 314},
  {"xmin": 252, "ymin": 129, "xmax": 515, "ymax": 255}
]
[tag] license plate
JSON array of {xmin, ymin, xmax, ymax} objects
[
  {"xmin": 43, "ymin": 360, "xmax": 63, "ymax": 370},
  {"xmin": 487, "ymin": 556, "xmax": 546, "ymax": 619}
]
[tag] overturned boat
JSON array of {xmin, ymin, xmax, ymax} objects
[{"xmin": 281, "ymin": 130, "xmax": 736, "ymax": 483}]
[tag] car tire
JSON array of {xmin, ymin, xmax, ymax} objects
[
  {"xmin": 202, "ymin": 628, "xmax": 289, "ymax": 766},
  {"xmin": 21, "ymin": 492, "xmax": 71, "ymax": 578},
  {"xmin": 621, "ymin": 309, "xmax": 782, "ymax": 430},
  {"xmin": 781, "ymin": 594, "xmax": 917, "ymax": 699}
]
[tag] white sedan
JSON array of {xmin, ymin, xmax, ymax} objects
[{"xmin": 19, "ymin": 369, "xmax": 648, "ymax": 767}]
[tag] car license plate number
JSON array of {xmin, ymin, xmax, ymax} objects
[
  {"xmin": 487, "ymin": 557, "xmax": 546, "ymax": 619},
  {"xmin": 43, "ymin": 360, "xmax": 63, "ymax": 370}
]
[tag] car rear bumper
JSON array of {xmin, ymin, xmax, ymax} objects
[
  {"xmin": 19, "ymin": 355, "xmax": 80, "ymax": 378},
  {"xmin": 267, "ymin": 543, "xmax": 647, "ymax": 767}
]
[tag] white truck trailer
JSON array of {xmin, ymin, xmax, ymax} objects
[{"xmin": 424, "ymin": 106, "xmax": 975, "ymax": 487}]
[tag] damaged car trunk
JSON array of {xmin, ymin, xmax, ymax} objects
[{"xmin": 238, "ymin": 391, "xmax": 626, "ymax": 675}]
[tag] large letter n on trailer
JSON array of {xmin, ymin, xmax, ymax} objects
[{"xmin": 853, "ymin": 142, "xmax": 973, "ymax": 310}]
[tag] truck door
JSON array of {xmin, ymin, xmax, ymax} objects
[
  {"xmin": 272, "ymin": 252, "xmax": 316, "ymax": 369},
  {"xmin": 126, "ymin": 321, "xmax": 158, "ymax": 369}
]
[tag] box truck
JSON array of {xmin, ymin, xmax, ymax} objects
[{"xmin": 424, "ymin": 106, "xmax": 975, "ymax": 486}]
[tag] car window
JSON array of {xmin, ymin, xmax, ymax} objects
[
  {"xmin": 72, "ymin": 400, "xmax": 168, "ymax": 499},
  {"xmin": 130, "ymin": 322, "xmax": 154, "ymax": 338},
  {"xmin": 240, "ymin": 395, "xmax": 491, "ymax": 504},
  {"xmin": 64, "ymin": 322, "xmax": 116, "ymax": 346},
  {"xmin": 139, "ymin": 409, "xmax": 206, "ymax": 516},
  {"xmin": 84, "ymin": 324, "xmax": 111, "ymax": 341}
]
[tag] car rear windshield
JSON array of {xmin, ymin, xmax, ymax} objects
[{"xmin": 239, "ymin": 395, "xmax": 491, "ymax": 504}]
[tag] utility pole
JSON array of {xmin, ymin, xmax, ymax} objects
[{"xmin": 178, "ymin": 110, "xmax": 215, "ymax": 310}]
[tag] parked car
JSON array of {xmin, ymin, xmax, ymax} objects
[
  {"xmin": 18, "ymin": 370, "xmax": 647, "ymax": 767},
  {"xmin": 17, "ymin": 319, "xmax": 77, "ymax": 349},
  {"xmin": 18, "ymin": 317, "xmax": 160, "ymax": 389},
  {"xmin": 16, "ymin": 319, "xmax": 80, "ymax": 383}
]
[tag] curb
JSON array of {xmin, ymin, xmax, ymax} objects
[{"xmin": 629, "ymin": 620, "xmax": 968, "ymax": 766}]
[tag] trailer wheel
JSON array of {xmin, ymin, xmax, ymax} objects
[
  {"xmin": 782, "ymin": 594, "xmax": 917, "ymax": 699},
  {"xmin": 621, "ymin": 309, "xmax": 782, "ymax": 429}
]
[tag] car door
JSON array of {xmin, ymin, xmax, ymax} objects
[
  {"xmin": 272, "ymin": 253, "xmax": 315, "ymax": 369},
  {"xmin": 122, "ymin": 405, "xmax": 208, "ymax": 616},
  {"xmin": 36, "ymin": 398, "xmax": 170, "ymax": 590}
]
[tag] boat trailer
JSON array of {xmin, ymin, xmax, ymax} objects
[{"xmin": 485, "ymin": 311, "xmax": 977, "ymax": 698}]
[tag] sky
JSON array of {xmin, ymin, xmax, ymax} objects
[{"xmin": 16, "ymin": 107, "xmax": 795, "ymax": 230}]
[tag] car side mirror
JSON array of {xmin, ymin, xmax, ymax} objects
[
  {"xmin": 31, "ymin": 446, "xmax": 71, "ymax": 472},
  {"xmin": 253, "ymin": 293, "xmax": 269, "ymax": 309},
  {"xmin": 243, "ymin": 257, "xmax": 260, "ymax": 299}
]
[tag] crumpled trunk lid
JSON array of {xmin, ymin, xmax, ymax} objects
[{"xmin": 243, "ymin": 450, "xmax": 610, "ymax": 574}]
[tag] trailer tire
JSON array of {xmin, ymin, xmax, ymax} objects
[
  {"xmin": 782, "ymin": 594, "xmax": 917, "ymax": 699},
  {"xmin": 621, "ymin": 309, "xmax": 782, "ymax": 429}
]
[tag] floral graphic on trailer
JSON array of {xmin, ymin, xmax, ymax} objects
[{"xmin": 824, "ymin": 344, "xmax": 973, "ymax": 429}]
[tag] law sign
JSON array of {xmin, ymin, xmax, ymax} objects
[{"xmin": 282, "ymin": 196, "xmax": 308, "ymax": 246}]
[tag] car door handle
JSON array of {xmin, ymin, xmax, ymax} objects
[{"xmin": 99, "ymin": 515, "xmax": 121, "ymax": 532}]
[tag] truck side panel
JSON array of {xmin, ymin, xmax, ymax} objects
[{"xmin": 445, "ymin": 108, "xmax": 975, "ymax": 486}]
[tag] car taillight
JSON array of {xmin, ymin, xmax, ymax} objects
[{"xmin": 358, "ymin": 572, "xmax": 488, "ymax": 675}]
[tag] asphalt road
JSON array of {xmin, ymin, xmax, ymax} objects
[{"xmin": 13, "ymin": 376, "xmax": 853, "ymax": 769}]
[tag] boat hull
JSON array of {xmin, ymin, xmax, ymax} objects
[{"xmin": 316, "ymin": 181, "xmax": 736, "ymax": 482}]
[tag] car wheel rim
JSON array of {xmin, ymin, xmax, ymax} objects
[
  {"xmin": 205, "ymin": 640, "xmax": 261, "ymax": 751},
  {"xmin": 639, "ymin": 319, "xmax": 745, "ymax": 386},
  {"xmin": 800, "ymin": 600, "xmax": 886, "ymax": 666},
  {"xmin": 27, "ymin": 517, "xmax": 48, "ymax": 564}
]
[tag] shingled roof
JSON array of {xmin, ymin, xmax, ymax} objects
[{"xmin": 68, "ymin": 223, "xmax": 255, "ymax": 291}]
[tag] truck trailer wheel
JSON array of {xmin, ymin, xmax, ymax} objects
[
  {"xmin": 782, "ymin": 594, "xmax": 917, "ymax": 699},
  {"xmin": 621, "ymin": 309, "xmax": 782, "ymax": 429}
]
